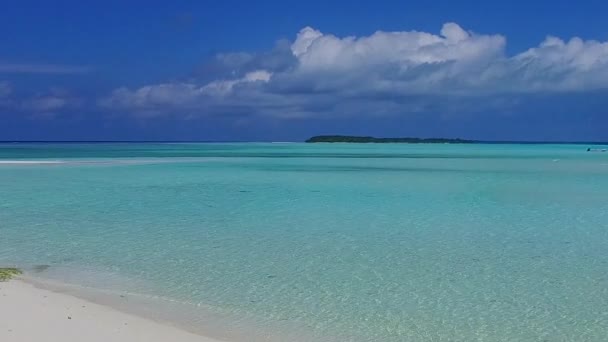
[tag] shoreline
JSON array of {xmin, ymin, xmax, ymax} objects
[
  {"xmin": 0, "ymin": 278, "xmax": 225, "ymax": 342},
  {"xmin": 1, "ymin": 274, "xmax": 325, "ymax": 342}
]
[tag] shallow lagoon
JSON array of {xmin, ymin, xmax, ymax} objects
[{"xmin": 1, "ymin": 143, "xmax": 607, "ymax": 341}]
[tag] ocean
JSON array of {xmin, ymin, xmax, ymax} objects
[{"xmin": 1, "ymin": 143, "xmax": 607, "ymax": 341}]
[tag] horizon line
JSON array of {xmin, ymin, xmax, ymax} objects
[{"xmin": 1, "ymin": 140, "xmax": 608, "ymax": 145}]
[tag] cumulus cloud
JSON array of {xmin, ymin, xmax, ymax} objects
[
  {"xmin": 506, "ymin": 36, "xmax": 608, "ymax": 91},
  {"xmin": 99, "ymin": 70, "xmax": 272, "ymax": 118},
  {"xmin": 0, "ymin": 84, "xmax": 81, "ymax": 118},
  {"xmin": 0, "ymin": 62, "xmax": 91, "ymax": 74},
  {"xmin": 20, "ymin": 96, "xmax": 68, "ymax": 112},
  {"xmin": 101, "ymin": 23, "xmax": 608, "ymax": 119},
  {"xmin": 22, "ymin": 88, "xmax": 82, "ymax": 116},
  {"xmin": 291, "ymin": 23, "xmax": 504, "ymax": 71}
]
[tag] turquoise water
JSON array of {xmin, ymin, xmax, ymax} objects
[{"xmin": 1, "ymin": 143, "xmax": 608, "ymax": 341}]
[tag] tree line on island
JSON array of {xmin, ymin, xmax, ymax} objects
[{"xmin": 305, "ymin": 135, "xmax": 476, "ymax": 143}]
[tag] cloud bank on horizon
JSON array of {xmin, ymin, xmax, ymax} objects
[{"xmin": 98, "ymin": 22, "xmax": 608, "ymax": 119}]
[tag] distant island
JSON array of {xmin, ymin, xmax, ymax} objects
[{"xmin": 305, "ymin": 135, "xmax": 476, "ymax": 144}]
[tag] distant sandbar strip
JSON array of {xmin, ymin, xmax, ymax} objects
[{"xmin": 0, "ymin": 160, "xmax": 65, "ymax": 165}]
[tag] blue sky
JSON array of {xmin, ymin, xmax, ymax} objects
[{"xmin": 1, "ymin": 0, "xmax": 607, "ymax": 141}]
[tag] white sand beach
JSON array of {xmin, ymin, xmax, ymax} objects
[{"xmin": 0, "ymin": 279, "xmax": 223, "ymax": 342}]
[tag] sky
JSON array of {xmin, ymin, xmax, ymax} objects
[{"xmin": 1, "ymin": 0, "xmax": 607, "ymax": 142}]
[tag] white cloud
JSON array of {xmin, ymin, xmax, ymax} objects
[
  {"xmin": 506, "ymin": 36, "xmax": 608, "ymax": 91},
  {"xmin": 99, "ymin": 70, "xmax": 273, "ymax": 118},
  {"xmin": 291, "ymin": 23, "xmax": 505, "ymax": 71},
  {"xmin": 290, "ymin": 27, "xmax": 324, "ymax": 57},
  {"xmin": 20, "ymin": 96, "xmax": 68, "ymax": 112},
  {"xmin": 201, "ymin": 70, "xmax": 272, "ymax": 96},
  {"xmin": 0, "ymin": 84, "xmax": 81, "ymax": 117},
  {"xmin": 101, "ymin": 23, "xmax": 608, "ymax": 119}
]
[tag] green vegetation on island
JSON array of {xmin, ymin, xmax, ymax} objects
[
  {"xmin": 0, "ymin": 267, "xmax": 22, "ymax": 281},
  {"xmin": 305, "ymin": 135, "xmax": 476, "ymax": 143}
]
